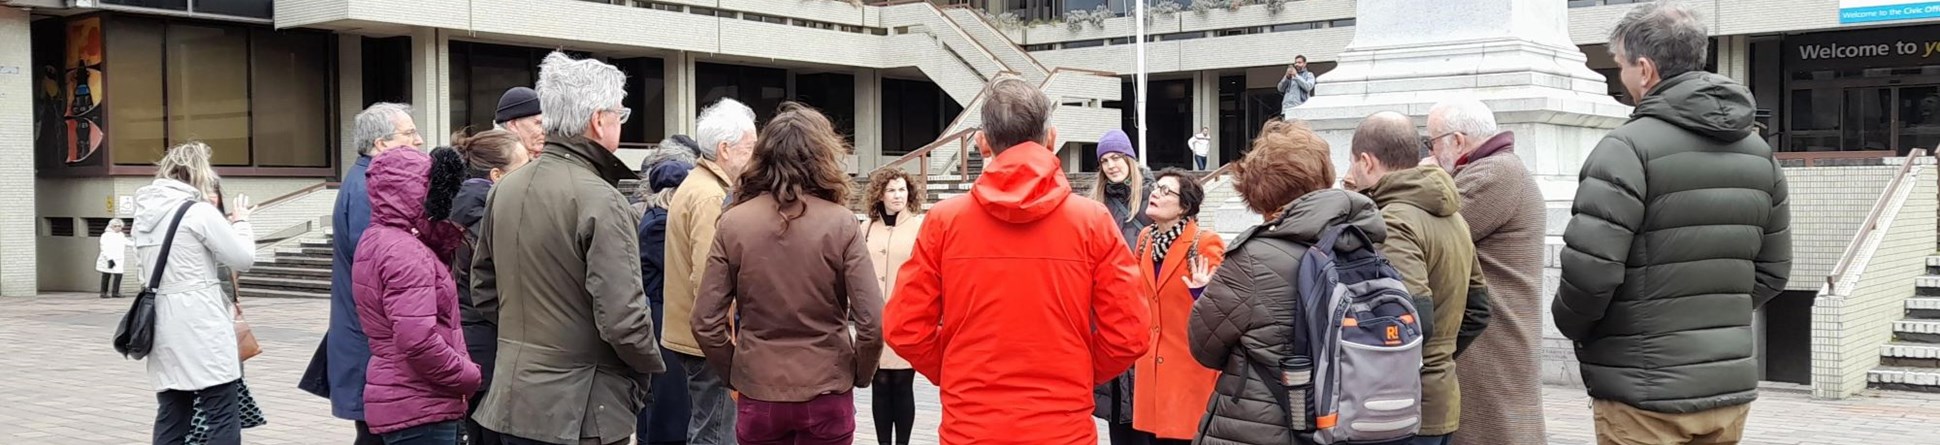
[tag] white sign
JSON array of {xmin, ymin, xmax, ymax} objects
[
  {"xmin": 1840, "ymin": 0, "xmax": 1940, "ymax": 24},
  {"xmin": 117, "ymin": 196, "xmax": 134, "ymax": 216}
]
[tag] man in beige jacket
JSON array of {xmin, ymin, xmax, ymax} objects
[{"xmin": 661, "ymin": 98, "xmax": 758, "ymax": 445}]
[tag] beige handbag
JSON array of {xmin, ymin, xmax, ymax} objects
[{"xmin": 235, "ymin": 303, "xmax": 262, "ymax": 362}]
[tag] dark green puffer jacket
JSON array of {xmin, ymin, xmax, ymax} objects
[{"xmin": 1554, "ymin": 71, "xmax": 1792, "ymax": 414}]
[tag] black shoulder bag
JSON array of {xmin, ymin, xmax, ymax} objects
[{"xmin": 113, "ymin": 201, "xmax": 197, "ymax": 360}]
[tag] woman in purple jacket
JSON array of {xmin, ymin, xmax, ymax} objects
[{"xmin": 353, "ymin": 148, "xmax": 481, "ymax": 444}]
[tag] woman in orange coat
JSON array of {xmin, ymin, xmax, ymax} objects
[{"xmin": 1131, "ymin": 168, "xmax": 1226, "ymax": 444}]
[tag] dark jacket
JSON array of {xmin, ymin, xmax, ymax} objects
[
  {"xmin": 471, "ymin": 136, "xmax": 667, "ymax": 445},
  {"xmin": 1556, "ymin": 71, "xmax": 1792, "ymax": 414},
  {"xmin": 1189, "ymin": 189, "xmax": 1385, "ymax": 445},
  {"xmin": 305, "ymin": 154, "xmax": 375, "ymax": 420},
  {"xmin": 449, "ymin": 178, "xmax": 495, "ymax": 392},
  {"xmin": 693, "ymin": 193, "xmax": 885, "ymax": 402},
  {"xmin": 352, "ymin": 149, "xmax": 480, "ymax": 434},
  {"xmin": 639, "ymin": 207, "xmax": 670, "ymax": 305}
]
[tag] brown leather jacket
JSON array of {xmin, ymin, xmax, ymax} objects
[{"xmin": 693, "ymin": 193, "xmax": 885, "ymax": 402}]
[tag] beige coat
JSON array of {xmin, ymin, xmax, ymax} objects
[
  {"xmin": 661, "ymin": 160, "xmax": 733, "ymax": 357},
  {"xmin": 862, "ymin": 213, "xmax": 923, "ymax": 370},
  {"xmin": 1449, "ymin": 135, "xmax": 1549, "ymax": 445}
]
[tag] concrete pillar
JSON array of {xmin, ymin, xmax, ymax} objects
[
  {"xmin": 409, "ymin": 27, "xmax": 451, "ymax": 148},
  {"xmin": 1718, "ymin": 35, "xmax": 1751, "ymax": 86},
  {"xmin": 854, "ymin": 68, "xmax": 883, "ymax": 172},
  {"xmin": 338, "ymin": 34, "xmax": 365, "ymax": 178},
  {"xmin": 0, "ymin": 7, "xmax": 39, "ymax": 296},
  {"xmin": 666, "ymin": 51, "xmax": 696, "ymax": 136},
  {"xmin": 1192, "ymin": 70, "xmax": 1221, "ymax": 168}
]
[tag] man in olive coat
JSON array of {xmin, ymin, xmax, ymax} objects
[{"xmin": 471, "ymin": 51, "xmax": 665, "ymax": 445}]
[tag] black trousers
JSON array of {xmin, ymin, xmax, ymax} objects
[
  {"xmin": 465, "ymin": 392, "xmax": 502, "ymax": 445},
  {"xmin": 100, "ymin": 272, "xmax": 123, "ymax": 297},
  {"xmin": 354, "ymin": 421, "xmax": 385, "ymax": 445},
  {"xmin": 871, "ymin": 369, "xmax": 916, "ymax": 445},
  {"xmin": 155, "ymin": 380, "xmax": 240, "ymax": 445}
]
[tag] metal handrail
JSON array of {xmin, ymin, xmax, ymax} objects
[
  {"xmin": 1199, "ymin": 162, "xmax": 1235, "ymax": 185},
  {"xmin": 1826, "ymin": 148, "xmax": 1932, "ymax": 294},
  {"xmin": 254, "ymin": 182, "xmax": 339, "ymax": 210},
  {"xmin": 876, "ymin": 127, "xmax": 982, "ymax": 178}
]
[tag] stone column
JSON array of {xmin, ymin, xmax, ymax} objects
[
  {"xmin": 1274, "ymin": 0, "xmax": 1631, "ymax": 386},
  {"xmin": 1193, "ymin": 70, "xmax": 1221, "ymax": 168},
  {"xmin": 666, "ymin": 51, "xmax": 696, "ymax": 137},
  {"xmin": 0, "ymin": 7, "xmax": 39, "ymax": 296},
  {"xmin": 409, "ymin": 27, "xmax": 451, "ymax": 148},
  {"xmin": 338, "ymin": 34, "xmax": 365, "ymax": 178},
  {"xmin": 854, "ymin": 68, "xmax": 883, "ymax": 173}
]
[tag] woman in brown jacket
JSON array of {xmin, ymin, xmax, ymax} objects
[
  {"xmin": 860, "ymin": 168, "xmax": 925, "ymax": 445},
  {"xmin": 1130, "ymin": 168, "xmax": 1225, "ymax": 444},
  {"xmin": 692, "ymin": 103, "xmax": 885, "ymax": 445}
]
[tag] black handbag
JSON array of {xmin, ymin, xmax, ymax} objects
[{"xmin": 113, "ymin": 201, "xmax": 196, "ymax": 360}]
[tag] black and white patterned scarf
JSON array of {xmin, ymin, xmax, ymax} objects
[{"xmin": 1148, "ymin": 220, "xmax": 1188, "ymax": 264}]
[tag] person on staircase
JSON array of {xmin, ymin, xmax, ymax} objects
[
  {"xmin": 860, "ymin": 168, "xmax": 927, "ymax": 445},
  {"xmin": 1087, "ymin": 128, "xmax": 1152, "ymax": 445},
  {"xmin": 1129, "ymin": 168, "xmax": 1224, "ymax": 445}
]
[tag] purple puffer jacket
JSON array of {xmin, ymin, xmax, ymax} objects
[{"xmin": 353, "ymin": 148, "xmax": 481, "ymax": 434}]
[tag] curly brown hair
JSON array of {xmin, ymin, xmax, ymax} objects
[
  {"xmin": 732, "ymin": 102, "xmax": 854, "ymax": 227},
  {"xmin": 1233, "ymin": 119, "xmax": 1334, "ymax": 216},
  {"xmin": 861, "ymin": 168, "xmax": 927, "ymax": 222}
]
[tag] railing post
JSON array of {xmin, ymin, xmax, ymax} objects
[
  {"xmin": 959, "ymin": 137, "xmax": 969, "ymax": 178},
  {"xmin": 920, "ymin": 153, "xmax": 930, "ymax": 178}
]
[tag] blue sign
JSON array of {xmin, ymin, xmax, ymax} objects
[{"xmin": 1841, "ymin": 1, "xmax": 1940, "ymax": 24}]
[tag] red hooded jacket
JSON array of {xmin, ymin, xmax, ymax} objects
[{"xmin": 885, "ymin": 142, "xmax": 1149, "ymax": 445}]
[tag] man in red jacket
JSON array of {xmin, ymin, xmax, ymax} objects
[{"xmin": 885, "ymin": 75, "xmax": 1149, "ymax": 445}]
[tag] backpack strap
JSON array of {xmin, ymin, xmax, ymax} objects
[
  {"xmin": 1314, "ymin": 223, "xmax": 1376, "ymax": 255},
  {"xmin": 144, "ymin": 201, "xmax": 199, "ymax": 292}
]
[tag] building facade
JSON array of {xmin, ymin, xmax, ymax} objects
[{"xmin": 2, "ymin": 0, "xmax": 1938, "ymax": 394}]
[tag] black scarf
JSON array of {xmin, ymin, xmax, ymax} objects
[{"xmin": 1148, "ymin": 221, "xmax": 1188, "ymax": 264}]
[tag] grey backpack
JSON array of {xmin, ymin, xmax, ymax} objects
[{"xmin": 1255, "ymin": 224, "xmax": 1424, "ymax": 444}]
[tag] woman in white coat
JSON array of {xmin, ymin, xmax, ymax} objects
[
  {"xmin": 134, "ymin": 142, "xmax": 256, "ymax": 445},
  {"xmin": 97, "ymin": 218, "xmax": 127, "ymax": 298}
]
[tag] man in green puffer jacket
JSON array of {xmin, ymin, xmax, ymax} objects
[{"xmin": 1556, "ymin": 3, "xmax": 1792, "ymax": 444}]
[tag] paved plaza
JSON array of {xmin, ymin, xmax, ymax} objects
[{"xmin": 4, "ymin": 294, "xmax": 1938, "ymax": 444}]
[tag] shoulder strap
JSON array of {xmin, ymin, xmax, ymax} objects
[{"xmin": 144, "ymin": 201, "xmax": 198, "ymax": 291}]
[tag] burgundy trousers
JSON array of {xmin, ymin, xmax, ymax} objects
[{"xmin": 736, "ymin": 391, "xmax": 856, "ymax": 445}]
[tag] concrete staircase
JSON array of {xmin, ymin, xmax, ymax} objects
[
  {"xmin": 1869, "ymin": 258, "xmax": 1940, "ymax": 392},
  {"xmin": 239, "ymin": 234, "xmax": 335, "ymax": 299}
]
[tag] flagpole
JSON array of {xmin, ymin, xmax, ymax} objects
[{"xmin": 1133, "ymin": 0, "xmax": 1148, "ymax": 163}]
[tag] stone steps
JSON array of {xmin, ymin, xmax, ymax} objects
[
  {"xmin": 1868, "ymin": 260, "xmax": 1940, "ymax": 392},
  {"xmin": 1868, "ymin": 366, "xmax": 1940, "ymax": 393}
]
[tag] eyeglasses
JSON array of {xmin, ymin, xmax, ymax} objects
[
  {"xmin": 1425, "ymin": 131, "xmax": 1462, "ymax": 146},
  {"xmin": 607, "ymin": 107, "xmax": 633, "ymax": 124},
  {"xmin": 1151, "ymin": 185, "xmax": 1180, "ymax": 198},
  {"xmin": 385, "ymin": 128, "xmax": 420, "ymax": 139}
]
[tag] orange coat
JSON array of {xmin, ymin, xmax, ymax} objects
[
  {"xmin": 1131, "ymin": 220, "xmax": 1226, "ymax": 439},
  {"xmin": 885, "ymin": 143, "xmax": 1149, "ymax": 445}
]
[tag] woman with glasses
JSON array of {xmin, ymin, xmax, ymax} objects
[{"xmin": 1129, "ymin": 168, "xmax": 1225, "ymax": 445}]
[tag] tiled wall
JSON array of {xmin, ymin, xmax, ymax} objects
[
  {"xmin": 0, "ymin": 8, "xmax": 35, "ymax": 296},
  {"xmin": 1811, "ymin": 165, "xmax": 1937, "ymax": 399}
]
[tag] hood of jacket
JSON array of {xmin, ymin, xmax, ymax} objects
[
  {"xmin": 1366, "ymin": 166, "xmax": 1461, "ymax": 218},
  {"xmin": 449, "ymin": 178, "xmax": 493, "ymax": 233},
  {"xmin": 972, "ymin": 142, "xmax": 1073, "ymax": 224},
  {"xmin": 1634, "ymin": 71, "xmax": 1757, "ymax": 142},
  {"xmin": 368, "ymin": 148, "xmax": 433, "ymax": 229},
  {"xmin": 1255, "ymin": 188, "xmax": 1387, "ymax": 246},
  {"xmin": 548, "ymin": 135, "xmax": 638, "ymax": 186},
  {"xmin": 133, "ymin": 179, "xmax": 203, "ymax": 247}
]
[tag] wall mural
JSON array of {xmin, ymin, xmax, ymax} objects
[{"xmin": 64, "ymin": 17, "xmax": 104, "ymax": 165}]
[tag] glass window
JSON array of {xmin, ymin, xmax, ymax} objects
[
  {"xmin": 1843, "ymin": 87, "xmax": 1892, "ymax": 152},
  {"xmin": 1271, "ymin": 22, "xmax": 1316, "ymax": 32},
  {"xmin": 1899, "ymin": 86, "xmax": 1940, "ymax": 153},
  {"xmin": 107, "ymin": 19, "xmax": 167, "ymax": 166},
  {"xmin": 1788, "ymin": 88, "xmax": 1842, "ymax": 151},
  {"xmin": 196, "ymin": 0, "xmax": 273, "ymax": 18},
  {"xmin": 1329, "ymin": 19, "xmax": 1356, "ymax": 28},
  {"xmin": 617, "ymin": 57, "xmax": 668, "ymax": 144},
  {"xmin": 166, "ymin": 24, "xmax": 252, "ymax": 166},
  {"xmin": 250, "ymin": 29, "xmax": 331, "ymax": 167},
  {"xmin": 102, "ymin": 0, "xmax": 187, "ymax": 10},
  {"xmin": 1062, "ymin": 39, "xmax": 1104, "ymax": 49}
]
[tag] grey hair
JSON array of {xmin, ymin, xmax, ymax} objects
[
  {"xmin": 980, "ymin": 75, "xmax": 1052, "ymax": 151},
  {"xmin": 107, "ymin": 218, "xmax": 125, "ymax": 230},
  {"xmin": 641, "ymin": 136, "xmax": 700, "ymax": 172},
  {"xmin": 1429, "ymin": 99, "xmax": 1499, "ymax": 139},
  {"xmin": 1608, "ymin": 1, "xmax": 1709, "ymax": 80},
  {"xmin": 352, "ymin": 103, "xmax": 413, "ymax": 156},
  {"xmin": 155, "ymin": 141, "xmax": 219, "ymax": 199},
  {"xmin": 537, "ymin": 52, "xmax": 628, "ymax": 138},
  {"xmin": 695, "ymin": 99, "xmax": 756, "ymax": 161}
]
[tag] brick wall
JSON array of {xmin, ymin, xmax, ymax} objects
[
  {"xmin": 1811, "ymin": 164, "xmax": 1937, "ymax": 399},
  {"xmin": 0, "ymin": 8, "xmax": 37, "ymax": 296},
  {"xmin": 1787, "ymin": 166, "xmax": 1901, "ymax": 292}
]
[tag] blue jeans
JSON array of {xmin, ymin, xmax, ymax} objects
[
  {"xmin": 681, "ymin": 352, "xmax": 737, "ymax": 445},
  {"xmin": 382, "ymin": 420, "xmax": 460, "ymax": 445},
  {"xmin": 1194, "ymin": 155, "xmax": 1208, "ymax": 170}
]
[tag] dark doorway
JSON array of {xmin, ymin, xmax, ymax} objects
[
  {"xmin": 361, "ymin": 37, "xmax": 410, "ymax": 108},
  {"xmin": 696, "ymin": 62, "xmax": 788, "ymax": 126},
  {"xmin": 794, "ymin": 73, "xmax": 857, "ymax": 142},
  {"xmin": 1763, "ymin": 291, "xmax": 1815, "ymax": 385},
  {"xmin": 1113, "ymin": 77, "xmax": 1194, "ymax": 171},
  {"xmin": 880, "ymin": 78, "xmax": 962, "ymax": 156}
]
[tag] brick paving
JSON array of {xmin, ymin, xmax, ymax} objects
[{"xmin": 5, "ymin": 293, "xmax": 1940, "ymax": 444}]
